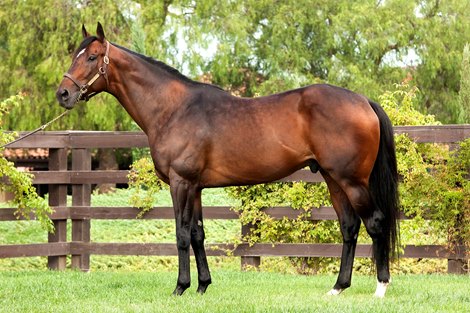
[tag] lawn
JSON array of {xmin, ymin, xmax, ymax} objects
[
  {"xmin": 1, "ymin": 188, "xmax": 469, "ymax": 312},
  {"xmin": 0, "ymin": 271, "xmax": 468, "ymax": 312}
]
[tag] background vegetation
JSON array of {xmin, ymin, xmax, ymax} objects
[
  {"xmin": 0, "ymin": 95, "xmax": 52, "ymax": 231},
  {"xmin": 1, "ymin": 0, "xmax": 469, "ymax": 129},
  {"xmin": 1, "ymin": 0, "xmax": 469, "ymax": 276}
]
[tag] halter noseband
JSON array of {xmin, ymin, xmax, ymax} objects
[{"xmin": 63, "ymin": 40, "xmax": 110, "ymax": 102}]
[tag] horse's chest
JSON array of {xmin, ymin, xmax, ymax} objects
[{"xmin": 149, "ymin": 137, "xmax": 206, "ymax": 183}]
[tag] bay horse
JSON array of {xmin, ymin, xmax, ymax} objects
[{"xmin": 56, "ymin": 23, "xmax": 399, "ymax": 298}]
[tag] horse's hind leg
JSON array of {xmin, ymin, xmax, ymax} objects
[
  {"xmin": 339, "ymin": 180, "xmax": 392, "ymax": 297},
  {"xmin": 322, "ymin": 172, "xmax": 361, "ymax": 295},
  {"xmin": 362, "ymin": 209, "xmax": 391, "ymax": 297},
  {"xmin": 191, "ymin": 189, "xmax": 212, "ymax": 294}
]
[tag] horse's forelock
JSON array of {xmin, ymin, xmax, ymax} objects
[{"xmin": 73, "ymin": 36, "xmax": 98, "ymax": 58}]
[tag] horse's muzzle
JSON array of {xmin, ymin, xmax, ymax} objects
[{"xmin": 56, "ymin": 87, "xmax": 79, "ymax": 109}]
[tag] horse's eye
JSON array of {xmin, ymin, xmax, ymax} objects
[{"xmin": 88, "ymin": 55, "xmax": 97, "ymax": 62}]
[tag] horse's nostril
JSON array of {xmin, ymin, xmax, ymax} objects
[{"xmin": 61, "ymin": 89, "xmax": 69, "ymax": 100}]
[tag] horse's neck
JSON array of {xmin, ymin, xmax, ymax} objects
[{"xmin": 107, "ymin": 49, "xmax": 191, "ymax": 135}]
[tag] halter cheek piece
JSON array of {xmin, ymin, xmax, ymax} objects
[{"xmin": 63, "ymin": 40, "xmax": 110, "ymax": 102}]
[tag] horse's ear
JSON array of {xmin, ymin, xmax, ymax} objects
[
  {"xmin": 82, "ymin": 24, "xmax": 90, "ymax": 38},
  {"xmin": 96, "ymin": 22, "xmax": 106, "ymax": 42}
]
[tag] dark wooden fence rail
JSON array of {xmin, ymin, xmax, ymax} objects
[{"xmin": 1, "ymin": 125, "xmax": 469, "ymax": 273}]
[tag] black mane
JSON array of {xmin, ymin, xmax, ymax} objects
[
  {"xmin": 114, "ymin": 44, "xmax": 224, "ymax": 91},
  {"xmin": 75, "ymin": 37, "xmax": 224, "ymax": 91},
  {"xmin": 114, "ymin": 44, "xmax": 195, "ymax": 83}
]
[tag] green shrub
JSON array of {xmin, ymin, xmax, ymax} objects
[
  {"xmin": 127, "ymin": 157, "xmax": 167, "ymax": 217},
  {"xmin": 0, "ymin": 94, "xmax": 53, "ymax": 232}
]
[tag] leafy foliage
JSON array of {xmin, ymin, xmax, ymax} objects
[
  {"xmin": 127, "ymin": 157, "xmax": 167, "ymax": 217},
  {"xmin": 161, "ymin": 0, "xmax": 469, "ymax": 123},
  {"xmin": 0, "ymin": 94, "xmax": 53, "ymax": 232},
  {"xmin": 0, "ymin": 0, "xmax": 134, "ymax": 132},
  {"xmin": 382, "ymin": 84, "xmax": 469, "ymax": 255},
  {"xmin": 0, "ymin": 0, "xmax": 469, "ymax": 133},
  {"xmin": 458, "ymin": 43, "xmax": 470, "ymax": 124}
]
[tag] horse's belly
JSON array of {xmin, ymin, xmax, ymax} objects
[{"xmin": 200, "ymin": 149, "xmax": 311, "ymax": 187}]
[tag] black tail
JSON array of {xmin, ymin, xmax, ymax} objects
[{"xmin": 368, "ymin": 100, "xmax": 400, "ymax": 260}]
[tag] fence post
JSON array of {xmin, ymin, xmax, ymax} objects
[
  {"xmin": 448, "ymin": 259, "xmax": 468, "ymax": 274},
  {"xmin": 447, "ymin": 231, "xmax": 468, "ymax": 274},
  {"xmin": 71, "ymin": 148, "xmax": 91, "ymax": 272},
  {"xmin": 240, "ymin": 222, "xmax": 260, "ymax": 270},
  {"xmin": 47, "ymin": 148, "xmax": 68, "ymax": 270}
]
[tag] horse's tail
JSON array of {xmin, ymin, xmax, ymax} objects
[{"xmin": 368, "ymin": 100, "xmax": 400, "ymax": 260}]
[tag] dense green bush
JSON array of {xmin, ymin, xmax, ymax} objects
[
  {"xmin": 381, "ymin": 84, "xmax": 469, "ymax": 255},
  {"xmin": 128, "ymin": 157, "xmax": 167, "ymax": 218},
  {"xmin": 0, "ymin": 94, "xmax": 53, "ymax": 232}
]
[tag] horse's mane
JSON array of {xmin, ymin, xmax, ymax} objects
[
  {"xmin": 114, "ymin": 44, "xmax": 196, "ymax": 83},
  {"xmin": 114, "ymin": 44, "xmax": 225, "ymax": 91},
  {"xmin": 75, "ymin": 37, "xmax": 224, "ymax": 91}
]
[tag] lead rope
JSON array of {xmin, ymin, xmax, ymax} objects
[{"xmin": 0, "ymin": 110, "xmax": 70, "ymax": 149}]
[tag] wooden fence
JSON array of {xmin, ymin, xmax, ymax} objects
[{"xmin": 1, "ymin": 125, "xmax": 469, "ymax": 273}]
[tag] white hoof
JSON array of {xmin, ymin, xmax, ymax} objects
[
  {"xmin": 374, "ymin": 280, "xmax": 389, "ymax": 298},
  {"xmin": 327, "ymin": 288, "xmax": 343, "ymax": 296}
]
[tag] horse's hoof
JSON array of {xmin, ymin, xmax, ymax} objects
[
  {"xmin": 373, "ymin": 281, "xmax": 389, "ymax": 298},
  {"xmin": 197, "ymin": 285, "xmax": 208, "ymax": 294},
  {"xmin": 197, "ymin": 279, "xmax": 212, "ymax": 294},
  {"xmin": 327, "ymin": 288, "xmax": 343, "ymax": 296},
  {"xmin": 172, "ymin": 285, "xmax": 188, "ymax": 296}
]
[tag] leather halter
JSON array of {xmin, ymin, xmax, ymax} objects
[{"xmin": 63, "ymin": 40, "xmax": 110, "ymax": 102}]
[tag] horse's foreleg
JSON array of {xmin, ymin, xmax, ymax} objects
[
  {"xmin": 191, "ymin": 189, "xmax": 212, "ymax": 294},
  {"xmin": 170, "ymin": 177, "xmax": 196, "ymax": 296},
  {"xmin": 323, "ymin": 173, "xmax": 361, "ymax": 295}
]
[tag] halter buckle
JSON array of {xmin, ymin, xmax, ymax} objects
[{"xmin": 103, "ymin": 55, "xmax": 109, "ymax": 65}]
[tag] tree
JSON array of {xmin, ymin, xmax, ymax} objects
[
  {"xmin": 0, "ymin": 0, "xmax": 137, "ymax": 192},
  {"xmin": 0, "ymin": 0, "xmax": 133, "ymax": 131},
  {"xmin": 138, "ymin": 0, "xmax": 470, "ymax": 122},
  {"xmin": 458, "ymin": 43, "xmax": 470, "ymax": 124},
  {"xmin": 1, "ymin": 0, "xmax": 469, "ymax": 129}
]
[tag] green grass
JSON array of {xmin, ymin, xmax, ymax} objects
[
  {"xmin": 0, "ymin": 271, "xmax": 468, "ymax": 312},
  {"xmin": 1, "ymin": 188, "xmax": 469, "ymax": 311}
]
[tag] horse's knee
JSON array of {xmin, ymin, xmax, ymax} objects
[
  {"xmin": 177, "ymin": 226, "xmax": 191, "ymax": 250},
  {"xmin": 191, "ymin": 226, "xmax": 205, "ymax": 247}
]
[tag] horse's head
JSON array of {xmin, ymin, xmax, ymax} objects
[{"xmin": 56, "ymin": 22, "xmax": 110, "ymax": 109}]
